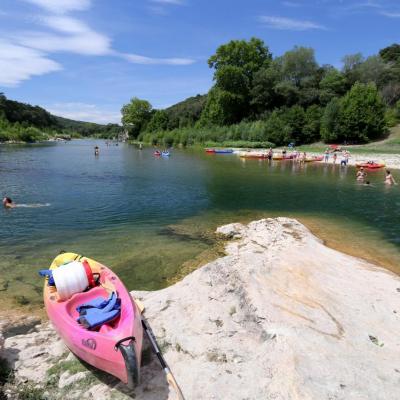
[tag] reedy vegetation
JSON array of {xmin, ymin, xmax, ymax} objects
[{"xmin": 122, "ymin": 40, "xmax": 400, "ymax": 148}]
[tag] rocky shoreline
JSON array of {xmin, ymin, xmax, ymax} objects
[{"xmin": 1, "ymin": 218, "xmax": 399, "ymax": 399}]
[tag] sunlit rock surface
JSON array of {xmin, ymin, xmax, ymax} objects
[{"xmin": 1, "ymin": 218, "xmax": 399, "ymax": 399}]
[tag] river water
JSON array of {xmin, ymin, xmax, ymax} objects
[{"xmin": 1, "ymin": 140, "xmax": 399, "ymax": 311}]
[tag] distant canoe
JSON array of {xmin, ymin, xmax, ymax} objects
[
  {"xmin": 205, "ymin": 149, "xmax": 215, "ymax": 153},
  {"xmin": 239, "ymin": 152, "xmax": 268, "ymax": 159},
  {"xmin": 214, "ymin": 149, "xmax": 233, "ymax": 154},
  {"xmin": 356, "ymin": 162, "xmax": 385, "ymax": 169},
  {"xmin": 304, "ymin": 156, "xmax": 324, "ymax": 162}
]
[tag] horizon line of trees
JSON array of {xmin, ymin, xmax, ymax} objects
[
  {"xmin": 0, "ymin": 93, "xmax": 121, "ymax": 142},
  {"xmin": 122, "ymin": 39, "xmax": 400, "ymax": 147}
]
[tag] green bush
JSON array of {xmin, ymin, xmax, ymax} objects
[{"xmin": 17, "ymin": 127, "xmax": 45, "ymax": 143}]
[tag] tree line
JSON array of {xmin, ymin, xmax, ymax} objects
[
  {"xmin": 122, "ymin": 39, "xmax": 400, "ymax": 147},
  {"xmin": 0, "ymin": 93, "xmax": 121, "ymax": 142}
]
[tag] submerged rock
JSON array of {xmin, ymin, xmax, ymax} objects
[{"xmin": 1, "ymin": 218, "xmax": 399, "ymax": 399}]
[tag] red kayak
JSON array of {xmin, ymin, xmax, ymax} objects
[
  {"xmin": 205, "ymin": 149, "xmax": 215, "ymax": 153},
  {"xmin": 41, "ymin": 253, "xmax": 143, "ymax": 388},
  {"xmin": 356, "ymin": 162, "xmax": 385, "ymax": 169}
]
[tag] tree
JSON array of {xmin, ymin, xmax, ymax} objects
[
  {"xmin": 379, "ymin": 44, "xmax": 400, "ymax": 64},
  {"xmin": 121, "ymin": 97, "xmax": 152, "ymax": 138},
  {"xmin": 322, "ymin": 83, "xmax": 386, "ymax": 143},
  {"xmin": 250, "ymin": 63, "xmax": 282, "ymax": 115},
  {"xmin": 319, "ymin": 68, "xmax": 347, "ymax": 104},
  {"xmin": 321, "ymin": 98, "xmax": 341, "ymax": 143},
  {"xmin": 279, "ymin": 46, "xmax": 318, "ymax": 87},
  {"xmin": 274, "ymin": 81, "xmax": 299, "ymax": 107},
  {"xmin": 201, "ymin": 38, "xmax": 272, "ymax": 125},
  {"xmin": 381, "ymin": 82, "xmax": 400, "ymax": 106},
  {"xmin": 208, "ymin": 37, "xmax": 272, "ymax": 83},
  {"xmin": 303, "ymin": 105, "xmax": 323, "ymax": 143},
  {"xmin": 264, "ymin": 111, "xmax": 291, "ymax": 145},
  {"xmin": 358, "ymin": 56, "xmax": 387, "ymax": 87},
  {"xmin": 146, "ymin": 110, "xmax": 169, "ymax": 132},
  {"xmin": 280, "ymin": 105, "xmax": 306, "ymax": 144},
  {"xmin": 342, "ymin": 53, "xmax": 364, "ymax": 87},
  {"xmin": 339, "ymin": 82, "xmax": 386, "ymax": 142},
  {"xmin": 198, "ymin": 87, "xmax": 246, "ymax": 126}
]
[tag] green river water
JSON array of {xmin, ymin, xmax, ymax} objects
[{"xmin": 0, "ymin": 140, "xmax": 399, "ymax": 313}]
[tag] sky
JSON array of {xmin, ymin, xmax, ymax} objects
[{"xmin": 0, "ymin": 0, "xmax": 399, "ymax": 124}]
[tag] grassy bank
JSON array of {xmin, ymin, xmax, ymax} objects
[{"xmin": 297, "ymin": 125, "xmax": 400, "ymax": 154}]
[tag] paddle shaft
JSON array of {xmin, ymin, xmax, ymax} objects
[{"xmin": 141, "ymin": 318, "xmax": 185, "ymax": 400}]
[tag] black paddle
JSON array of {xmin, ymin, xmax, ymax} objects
[{"xmin": 141, "ymin": 316, "xmax": 185, "ymax": 400}]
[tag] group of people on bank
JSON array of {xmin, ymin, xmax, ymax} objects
[{"xmin": 324, "ymin": 149, "xmax": 351, "ymax": 166}]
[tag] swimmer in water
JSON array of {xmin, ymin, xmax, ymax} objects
[
  {"xmin": 2, "ymin": 197, "xmax": 16, "ymax": 208},
  {"xmin": 356, "ymin": 167, "xmax": 367, "ymax": 182},
  {"xmin": 384, "ymin": 170, "xmax": 397, "ymax": 185}
]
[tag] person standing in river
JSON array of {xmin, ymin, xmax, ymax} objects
[
  {"xmin": 324, "ymin": 149, "xmax": 330, "ymax": 163},
  {"xmin": 384, "ymin": 170, "xmax": 397, "ymax": 185},
  {"xmin": 94, "ymin": 146, "xmax": 99, "ymax": 156}
]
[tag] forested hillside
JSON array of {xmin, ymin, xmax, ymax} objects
[
  {"xmin": 0, "ymin": 93, "xmax": 121, "ymax": 142},
  {"xmin": 122, "ymin": 39, "xmax": 400, "ymax": 148}
]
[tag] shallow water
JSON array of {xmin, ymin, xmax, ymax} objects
[{"xmin": 1, "ymin": 140, "xmax": 399, "ymax": 312}]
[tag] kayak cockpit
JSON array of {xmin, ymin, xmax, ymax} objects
[{"xmin": 64, "ymin": 286, "xmax": 122, "ymax": 333}]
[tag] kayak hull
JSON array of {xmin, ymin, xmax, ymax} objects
[
  {"xmin": 356, "ymin": 163, "xmax": 385, "ymax": 169},
  {"xmin": 304, "ymin": 156, "xmax": 324, "ymax": 162},
  {"xmin": 44, "ymin": 253, "xmax": 143, "ymax": 388},
  {"xmin": 240, "ymin": 154, "xmax": 268, "ymax": 159},
  {"xmin": 214, "ymin": 149, "xmax": 233, "ymax": 154}
]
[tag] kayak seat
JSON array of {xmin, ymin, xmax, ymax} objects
[
  {"xmin": 76, "ymin": 292, "xmax": 121, "ymax": 330},
  {"xmin": 78, "ymin": 309, "xmax": 120, "ymax": 330},
  {"xmin": 76, "ymin": 292, "xmax": 114, "ymax": 313}
]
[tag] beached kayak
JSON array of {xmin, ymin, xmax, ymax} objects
[
  {"xmin": 214, "ymin": 149, "xmax": 233, "ymax": 154},
  {"xmin": 356, "ymin": 162, "xmax": 385, "ymax": 169},
  {"xmin": 304, "ymin": 156, "xmax": 324, "ymax": 162},
  {"xmin": 271, "ymin": 153, "xmax": 296, "ymax": 160},
  {"xmin": 239, "ymin": 152, "xmax": 268, "ymax": 159},
  {"xmin": 41, "ymin": 253, "xmax": 143, "ymax": 388}
]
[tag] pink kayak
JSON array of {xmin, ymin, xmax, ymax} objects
[{"xmin": 42, "ymin": 252, "xmax": 143, "ymax": 388}]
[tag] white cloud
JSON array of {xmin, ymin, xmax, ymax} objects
[
  {"xmin": 259, "ymin": 15, "xmax": 326, "ymax": 30},
  {"xmin": 281, "ymin": 1, "xmax": 301, "ymax": 7},
  {"xmin": 150, "ymin": 0, "xmax": 184, "ymax": 4},
  {"xmin": 15, "ymin": 15, "xmax": 112, "ymax": 55},
  {"xmin": 380, "ymin": 10, "xmax": 400, "ymax": 17},
  {"xmin": 46, "ymin": 102, "xmax": 121, "ymax": 124},
  {"xmin": 122, "ymin": 53, "xmax": 195, "ymax": 65},
  {"xmin": 0, "ymin": 1, "xmax": 195, "ymax": 87},
  {"xmin": 22, "ymin": 0, "xmax": 92, "ymax": 14},
  {"xmin": 0, "ymin": 39, "xmax": 61, "ymax": 86}
]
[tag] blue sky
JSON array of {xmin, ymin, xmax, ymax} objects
[{"xmin": 0, "ymin": 0, "xmax": 399, "ymax": 124}]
